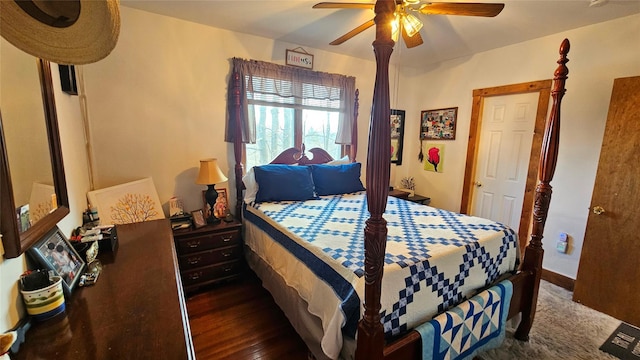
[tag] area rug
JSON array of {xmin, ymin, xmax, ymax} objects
[
  {"xmin": 600, "ymin": 322, "xmax": 640, "ymax": 360},
  {"xmin": 479, "ymin": 280, "xmax": 620, "ymax": 360}
]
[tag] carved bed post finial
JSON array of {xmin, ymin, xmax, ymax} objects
[
  {"xmin": 232, "ymin": 70, "xmax": 245, "ymax": 219},
  {"xmin": 356, "ymin": 1, "xmax": 395, "ymax": 359},
  {"xmin": 351, "ymin": 89, "xmax": 360, "ymax": 162},
  {"xmin": 515, "ymin": 38, "xmax": 570, "ymax": 341}
]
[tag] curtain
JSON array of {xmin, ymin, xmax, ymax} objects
[{"xmin": 225, "ymin": 57, "xmax": 356, "ymax": 145}]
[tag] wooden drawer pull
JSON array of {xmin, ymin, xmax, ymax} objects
[
  {"xmin": 187, "ymin": 240, "xmax": 201, "ymax": 248},
  {"xmin": 187, "ymin": 256, "xmax": 201, "ymax": 265}
]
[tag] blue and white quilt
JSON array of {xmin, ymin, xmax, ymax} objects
[
  {"xmin": 243, "ymin": 192, "xmax": 519, "ymax": 360},
  {"xmin": 416, "ymin": 280, "xmax": 513, "ymax": 360}
]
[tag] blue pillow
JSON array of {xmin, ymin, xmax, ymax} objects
[
  {"xmin": 254, "ymin": 164, "xmax": 316, "ymax": 202},
  {"xmin": 311, "ymin": 163, "xmax": 365, "ymax": 196}
]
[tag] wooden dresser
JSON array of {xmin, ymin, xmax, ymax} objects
[
  {"xmin": 172, "ymin": 219, "xmax": 243, "ymax": 293},
  {"xmin": 13, "ymin": 219, "xmax": 195, "ymax": 360}
]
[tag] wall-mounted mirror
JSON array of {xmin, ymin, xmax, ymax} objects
[{"xmin": 1, "ymin": 38, "xmax": 69, "ymax": 258}]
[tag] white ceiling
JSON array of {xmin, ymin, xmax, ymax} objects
[{"xmin": 121, "ymin": 0, "xmax": 640, "ymax": 69}]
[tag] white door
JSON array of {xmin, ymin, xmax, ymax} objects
[{"xmin": 471, "ymin": 92, "xmax": 539, "ymax": 228}]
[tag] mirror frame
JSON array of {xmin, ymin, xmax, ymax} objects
[{"xmin": 1, "ymin": 58, "xmax": 69, "ymax": 258}]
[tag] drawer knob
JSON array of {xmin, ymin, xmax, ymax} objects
[
  {"xmin": 189, "ymin": 272, "xmax": 202, "ymax": 280},
  {"xmin": 187, "ymin": 240, "xmax": 201, "ymax": 248},
  {"xmin": 187, "ymin": 256, "xmax": 201, "ymax": 265}
]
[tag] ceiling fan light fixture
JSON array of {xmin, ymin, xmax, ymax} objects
[
  {"xmin": 401, "ymin": 13, "xmax": 423, "ymax": 37},
  {"xmin": 391, "ymin": 16, "xmax": 400, "ymax": 41}
]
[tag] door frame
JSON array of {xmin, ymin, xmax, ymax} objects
[{"xmin": 460, "ymin": 80, "xmax": 552, "ymax": 253}]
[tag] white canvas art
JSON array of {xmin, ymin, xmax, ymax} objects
[{"xmin": 87, "ymin": 177, "xmax": 165, "ymax": 225}]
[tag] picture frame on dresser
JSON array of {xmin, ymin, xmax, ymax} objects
[
  {"xmin": 192, "ymin": 209, "xmax": 206, "ymax": 229},
  {"xmin": 28, "ymin": 227, "xmax": 86, "ymax": 297}
]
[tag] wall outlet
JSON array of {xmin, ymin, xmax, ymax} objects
[{"xmin": 556, "ymin": 232, "xmax": 569, "ymax": 253}]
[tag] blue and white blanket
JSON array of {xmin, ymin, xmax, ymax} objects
[
  {"xmin": 243, "ymin": 192, "xmax": 519, "ymax": 359},
  {"xmin": 417, "ymin": 280, "xmax": 513, "ymax": 360}
]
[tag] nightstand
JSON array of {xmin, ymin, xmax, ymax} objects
[
  {"xmin": 389, "ymin": 189, "xmax": 431, "ymax": 206},
  {"xmin": 405, "ymin": 195, "xmax": 431, "ymax": 206},
  {"xmin": 172, "ymin": 219, "xmax": 243, "ymax": 293}
]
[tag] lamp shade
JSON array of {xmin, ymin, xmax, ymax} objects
[
  {"xmin": 401, "ymin": 13, "xmax": 423, "ymax": 37},
  {"xmin": 196, "ymin": 159, "xmax": 228, "ymax": 185}
]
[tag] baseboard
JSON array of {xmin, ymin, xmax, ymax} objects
[{"xmin": 541, "ymin": 269, "xmax": 575, "ymax": 291}]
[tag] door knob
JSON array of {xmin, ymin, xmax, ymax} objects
[
  {"xmin": 474, "ymin": 181, "xmax": 483, "ymax": 188},
  {"xmin": 592, "ymin": 206, "xmax": 605, "ymax": 215}
]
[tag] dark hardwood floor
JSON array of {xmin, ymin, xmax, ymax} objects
[{"xmin": 186, "ymin": 271, "xmax": 310, "ymax": 359}]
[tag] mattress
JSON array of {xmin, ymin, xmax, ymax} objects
[{"xmin": 243, "ymin": 192, "xmax": 519, "ymax": 359}]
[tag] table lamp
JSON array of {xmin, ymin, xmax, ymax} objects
[{"xmin": 196, "ymin": 158, "xmax": 228, "ymax": 224}]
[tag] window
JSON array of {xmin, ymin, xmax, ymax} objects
[
  {"xmin": 227, "ymin": 58, "xmax": 356, "ymax": 170},
  {"xmin": 245, "ymin": 103, "xmax": 342, "ymax": 170}
]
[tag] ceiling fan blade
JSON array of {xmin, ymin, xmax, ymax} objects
[
  {"xmin": 313, "ymin": 2, "xmax": 375, "ymax": 9},
  {"xmin": 419, "ymin": 2, "xmax": 505, "ymax": 17},
  {"xmin": 330, "ymin": 19, "xmax": 376, "ymax": 45},
  {"xmin": 402, "ymin": 27, "xmax": 424, "ymax": 48}
]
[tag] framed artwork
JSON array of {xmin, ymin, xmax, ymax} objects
[
  {"xmin": 420, "ymin": 107, "xmax": 458, "ymax": 140},
  {"xmin": 87, "ymin": 177, "xmax": 164, "ymax": 225},
  {"xmin": 192, "ymin": 209, "xmax": 206, "ymax": 228},
  {"xmin": 390, "ymin": 109, "xmax": 405, "ymax": 165},
  {"xmin": 169, "ymin": 196, "xmax": 185, "ymax": 217},
  {"xmin": 28, "ymin": 227, "xmax": 86, "ymax": 297},
  {"xmin": 213, "ymin": 188, "xmax": 229, "ymax": 219},
  {"xmin": 423, "ymin": 143, "xmax": 445, "ymax": 173}
]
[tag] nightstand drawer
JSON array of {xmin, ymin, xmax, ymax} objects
[
  {"xmin": 178, "ymin": 245, "xmax": 241, "ymax": 270},
  {"xmin": 175, "ymin": 229, "xmax": 240, "ymax": 254},
  {"xmin": 181, "ymin": 260, "xmax": 242, "ymax": 286}
]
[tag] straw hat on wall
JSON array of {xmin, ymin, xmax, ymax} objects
[{"xmin": 0, "ymin": 0, "xmax": 120, "ymax": 65}]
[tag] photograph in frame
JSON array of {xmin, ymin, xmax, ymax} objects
[
  {"xmin": 391, "ymin": 109, "xmax": 405, "ymax": 165},
  {"xmin": 420, "ymin": 107, "xmax": 458, "ymax": 140},
  {"xmin": 213, "ymin": 188, "xmax": 229, "ymax": 219},
  {"xmin": 192, "ymin": 209, "xmax": 206, "ymax": 229},
  {"xmin": 28, "ymin": 227, "xmax": 86, "ymax": 297}
]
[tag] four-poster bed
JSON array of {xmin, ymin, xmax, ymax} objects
[{"xmin": 230, "ymin": 1, "xmax": 570, "ymax": 358}]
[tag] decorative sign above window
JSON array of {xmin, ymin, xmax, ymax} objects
[{"xmin": 286, "ymin": 48, "xmax": 314, "ymax": 69}]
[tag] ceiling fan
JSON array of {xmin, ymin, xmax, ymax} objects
[{"xmin": 313, "ymin": 1, "xmax": 505, "ymax": 48}]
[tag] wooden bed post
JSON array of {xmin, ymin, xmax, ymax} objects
[
  {"xmin": 515, "ymin": 38, "xmax": 570, "ymax": 341},
  {"xmin": 355, "ymin": 1, "xmax": 395, "ymax": 359},
  {"xmin": 232, "ymin": 70, "xmax": 245, "ymax": 219},
  {"xmin": 350, "ymin": 89, "xmax": 360, "ymax": 161}
]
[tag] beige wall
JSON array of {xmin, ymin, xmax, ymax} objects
[
  {"xmin": 81, "ymin": 6, "xmax": 380, "ymax": 218},
  {"xmin": 393, "ymin": 14, "xmax": 640, "ymax": 279}
]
